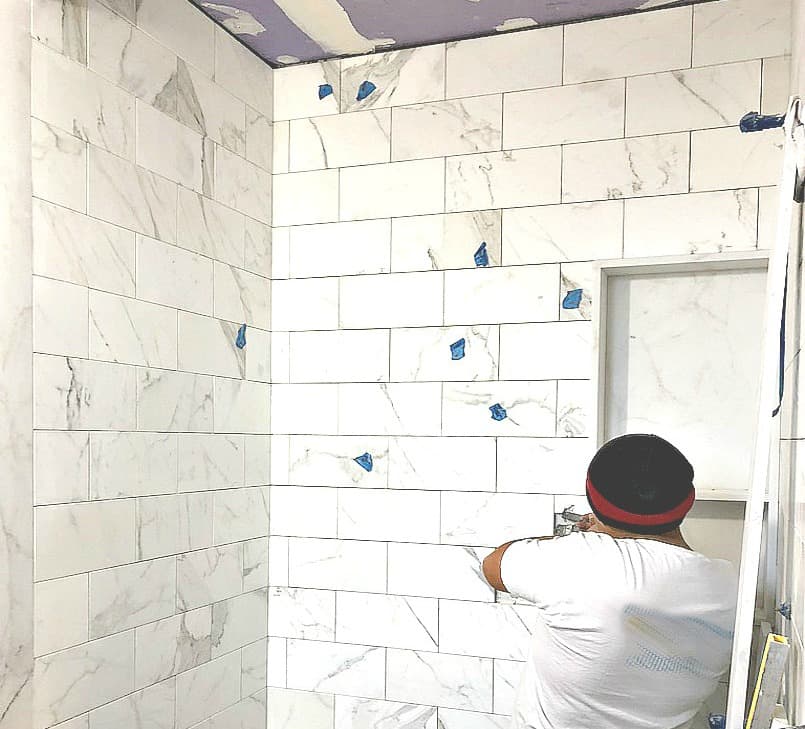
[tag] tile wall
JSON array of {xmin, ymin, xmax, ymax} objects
[
  {"xmin": 268, "ymin": 0, "xmax": 790, "ymax": 727},
  {"xmin": 30, "ymin": 0, "xmax": 273, "ymax": 726}
]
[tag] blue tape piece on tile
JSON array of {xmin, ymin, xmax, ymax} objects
[
  {"xmin": 449, "ymin": 338, "xmax": 466, "ymax": 360},
  {"xmin": 739, "ymin": 110, "xmax": 785, "ymax": 132},
  {"xmin": 354, "ymin": 452, "xmax": 373, "ymax": 472},
  {"xmin": 235, "ymin": 323, "xmax": 247, "ymax": 349},
  {"xmin": 489, "ymin": 403, "xmax": 507, "ymax": 421},
  {"xmin": 474, "ymin": 242, "xmax": 489, "ymax": 267},
  {"xmin": 318, "ymin": 83, "xmax": 333, "ymax": 100},
  {"xmin": 356, "ymin": 80, "xmax": 376, "ymax": 101},
  {"xmin": 562, "ymin": 288, "xmax": 583, "ymax": 310},
  {"xmin": 707, "ymin": 715, "xmax": 726, "ymax": 729}
]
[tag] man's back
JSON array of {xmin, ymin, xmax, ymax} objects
[{"xmin": 501, "ymin": 532, "xmax": 738, "ymax": 729}]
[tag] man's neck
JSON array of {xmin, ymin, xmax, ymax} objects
[{"xmin": 600, "ymin": 525, "xmax": 692, "ymax": 550}]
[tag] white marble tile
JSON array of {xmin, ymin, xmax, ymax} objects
[
  {"xmin": 283, "ymin": 436, "xmax": 389, "ymax": 489},
  {"xmin": 34, "ymin": 431, "xmax": 89, "ymax": 505},
  {"xmin": 136, "ymin": 369, "xmax": 213, "ymax": 432},
  {"xmin": 268, "ymin": 690, "xmax": 335, "ymax": 729},
  {"xmin": 388, "ymin": 437, "xmax": 496, "ymax": 492},
  {"xmin": 33, "ymin": 276, "xmax": 88, "ymax": 358},
  {"xmin": 214, "ymin": 263, "xmax": 270, "ymax": 328},
  {"xmin": 96, "ymin": 0, "xmax": 134, "ymax": 21},
  {"xmin": 178, "ymin": 312, "xmax": 244, "ymax": 379},
  {"xmin": 289, "ymin": 110, "xmax": 391, "ymax": 171},
  {"xmin": 244, "ymin": 218, "xmax": 272, "ymax": 278},
  {"xmin": 35, "ymin": 499, "xmax": 135, "ymax": 580},
  {"xmin": 134, "ymin": 607, "xmax": 212, "ymax": 688},
  {"xmin": 562, "ymin": 133, "xmax": 690, "ymax": 203},
  {"xmin": 505, "ymin": 80, "xmax": 624, "ymax": 149},
  {"xmin": 32, "ymin": 199, "xmax": 135, "ymax": 296},
  {"xmin": 265, "ymin": 637, "xmax": 287, "ymax": 688},
  {"xmin": 88, "ymin": 678, "xmax": 174, "ymax": 729},
  {"xmin": 268, "ymin": 537, "xmax": 289, "ymax": 588},
  {"xmin": 341, "ymin": 159, "xmax": 445, "ymax": 221},
  {"xmin": 288, "ymin": 538, "xmax": 387, "ymax": 593},
  {"xmin": 387, "ymin": 544, "xmax": 492, "ymax": 601},
  {"xmin": 177, "ymin": 188, "xmax": 244, "ymax": 267},
  {"xmin": 245, "ymin": 108, "xmax": 273, "ymax": 172},
  {"xmin": 213, "ymin": 26, "xmax": 273, "ymax": 116},
  {"xmin": 446, "ymin": 148, "xmax": 561, "ymax": 212},
  {"xmin": 286, "ymin": 640, "xmax": 385, "ymax": 699},
  {"xmin": 692, "ymin": 0, "xmax": 791, "ymax": 66},
  {"xmin": 335, "ymin": 698, "xmax": 435, "ymax": 729},
  {"xmin": 390, "ymin": 325, "xmax": 498, "ymax": 382},
  {"xmin": 268, "ymin": 587, "xmax": 335, "ymax": 641},
  {"xmin": 88, "ymin": 0, "xmax": 177, "ymax": 116},
  {"xmin": 442, "ymin": 381, "xmax": 557, "ymax": 437},
  {"xmin": 758, "ymin": 185, "xmax": 779, "ymax": 252},
  {"xmin": 271, "ymin": 486, "xmax": 336, "ymax": 539},
  {"xmin": 391, "ymin": 211, "xmax": 501, "ymax": 272},
  {"xmin": 288, "ymin": 219, "xmax": 390, "ymax": 278},
  {"xmin": 496, "ymin": 437, "xmax": 593, "ymax": 495},
  {"xmin": 273, "ymin": 61, "xmax": 341, "ymax": 121},
  {"xmin": 273, "ymin": 170, "xmax": 339, "ymax": 227},
  {"xmin": 35, "ymin": 575, "xmax": 88, "ymax": 656},
  {"xmin": 90, "ymin": 432, "xmax": 177, "ymax": 499},
  {"xmin": 559, "ymin": 262, "xmax": 594, "ymax": 322},
  {"xmin": 178, "ymin": 433, "xmax": 243, "ymax": 492},
  {"xmin": 444, "ymin": 265, "xmax": 559, "ymax": 326},
  {"xmin": 178, "ymin": 59, "xmax": 245, "ymax": 155},
  {"xmin": 273, "ymin": 122, "xmax": 290, "ymax": 174},
  {"xmin": 211, "ymin": 589, "xmax": 268, "ymax": 657},
  {"xmin": 340, "ymin": 270, "xmax": 443, "ymax": 328},
  {"xmin": 31, "ymin": 118, "xmax": 86, "ymax": 212},
  {"xmin": 196, "ymin": 691, "xmax": 267, "ymax": 729},
  {"xmin": 441, "ymin": 492, "xmax": 554, "ymax": 548},
  {"xmin": 626, "ymin": 61, "xmax": 761, "ymax": 137},
  {"xmin": 137, "ymin": 0, "xmax": 214, "ymax": 76},
  {"xmin": 492, "ymin": 659, "xmax": 522, "ymax": 715},
  {"xmin": 499, "ymin": 322, "xmax": 592, "ymax": 380},
  {"xmin": 272, "ymin": 277, "xmax": 339, "ymax": 331},
  {"xmin": 623, "ymin": 189, "xmax": 759, "ymax": 257},
  {"xmin": 761, "ymin": 56, "xmax": 791, "ymax": 115},
  {"xmin": 336, "ymin": 593, "xmax": 438, "ymax": 652},
  {"xmin": 242, "ymin": 537, "xmax": 269, "ymax": 591},
  {"xmin": 34, "ymin": 632, "xmax": 135, "ymax": 728},
  {"xmin": 32, "ymin": 41, "xmax": 133, "ymax": 159},
  {"xmin": 241, "ymin": 639, "xmax": 267, "ymax": 696},
  {"xmin": 271, "ymin": 384, "xmax": 338, "ymax": 435},
  {"xmin": 88, "ymin": 147, "xmax": 177, "ymax": 243},
  {"xmin": 437, "ymin": 709, "xmax": 509, "ymax": 729},
  {"xmin": 502, "ymin": 201, "xmax": 622, "ymax": 266},
  {"xmin": 216, "ymin": 146, "xmax": 273, "ymax": 223},
  {"xmin": 446, "ymin": 28, "xmax": 562, "ymax": 98},
  {"xmin": 89, "ymin": 290, "xmax": 177, "ymax": 367},
  {"xmin": 89, "ymin": 557, "xmax": 176, "ymax": 638},
  {"xmin": 338, "ymin": 383, "xmax": 442, "ymax": 436},
  {"xmin": 136, "ymin": 493, "xmax": 213, "ymax": 560},
  {"xmin": 34, "ymin": 355, "xmax": 136, "ymax": 430},
  {"xmin": 341, "ymin": 45, "xmax": 445, "ymax": 113},
  {"xmin": 338, "ymin": 488, "xmax": 440, "ymax": 543},
  {"xmin": 213, "ymin": 486, "xmax": 269, "ymax": 543},
  {"xmin": 175, "ymin": 650, "xmax": 241, "ymax": 729},
  {"xmin": 177, "ymin": 543, "xmax": 242, "ymax": 611},
  {"xmin": 439, "ymin": 602, "xmax": 536, "ymax": 660},
  {"xmin": 392, "ymin": 96, "xmax": 502, "ymax": 161},
  {"xmin": 690, "ymin": 126, "xmax": 783, "ymax": 191},
  {"xmin": 32, "ymin": 0, "xmax": 87, "ymax": 64},
  {"xmin": 213, "ymin": 378, "xmax": 271, "ymax": 434},
  {"xmin": 564, "ymin": 6, "xmax": 692, "ymax": 84},
  {"xmin": 386, "ymin": 650, "xmax": 492, "ymax": 712},
  {"xmin": 289, "ymin": 329, "xmax": 388, "ymax": 383},
  {"xmin": 556, "ymin": 380, "xmax": 590, "ymax": 437}
]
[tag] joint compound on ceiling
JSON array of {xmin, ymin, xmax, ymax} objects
[
  {"xmin": 202, "ymin": 3, "xmax": 266, "ymax": 35},
  {"xmin": 495, "ymin": 17, "xmax": 540, "ymax": 31},
  {"xmin": 272, "ymin": 0, "xmax": 395, "ymax": 56}
]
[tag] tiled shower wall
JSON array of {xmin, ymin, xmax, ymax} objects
[
  {"xmin": 267, "ymin": 0, "xmax": 790, "ymax": 726},
  {"xmin": 30, "ymin": 0, "xmax": 273, "ymax": 726}
]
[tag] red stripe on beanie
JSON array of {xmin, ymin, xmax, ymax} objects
[{"xmin": 586, "ymin": 475, "xmax": 695, "ymax": 527}]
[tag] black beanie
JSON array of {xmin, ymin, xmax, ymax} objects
[{"xmin": 586, "ymin": 434, "xmax": 695, "ymax": 535}]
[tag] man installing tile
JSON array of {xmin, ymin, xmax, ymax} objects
[{"xmin": 483, "ymin": 434, "xmax": 738, "ymax": 729}]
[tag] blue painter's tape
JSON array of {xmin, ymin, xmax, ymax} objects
[
  {"xmin": 739, "ymin": 110, "xmax": 785, "ymax": 132},
  {"xmin": 354, "ymin": 452, "xmax": 373, "ymax": 472},
  {"xmin": 356, "ymin": 80, "xmax": 376, "ymax": 101},
  {"xmin": 707, "ymin": 715, "xmax": 726, "ymax": 729},
  {"xmin": 489, "ymin": 403, "xmax": 507, "ymax": 421},
  {"xmin": 562, "ymin": 288, "xmax": 583, "ymax": 310},
  {"xmin": 318, "ymin": 84, "xmax": 333, "ymax": 100},
  {"xmin": 235, "ymin": 323, "xmax": 247, "ymax": 349},
  {"xmin": 474, "ymin": 241, "xmax": 489, "ymax": 267},
  {"xmin": 449, "ymin": 338, "xmax": 466, "ymax": 360}
]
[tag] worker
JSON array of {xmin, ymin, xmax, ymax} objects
[{"xmin": 482, "ymin": 433, "xmax": 738, "ymax": 729}]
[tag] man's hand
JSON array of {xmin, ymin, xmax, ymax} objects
[{"xmin": 577, "ymin": 513, "xmax": 600, "ymax": 532}]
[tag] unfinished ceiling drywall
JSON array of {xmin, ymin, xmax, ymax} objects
[{"xmin": 191, "ymin": 0, "xmax": 711, "ymax": 67}]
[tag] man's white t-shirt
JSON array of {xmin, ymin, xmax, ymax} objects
[{"xmin": 500, "ymin": 532, "xmax": 738, "ymax": 729}]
